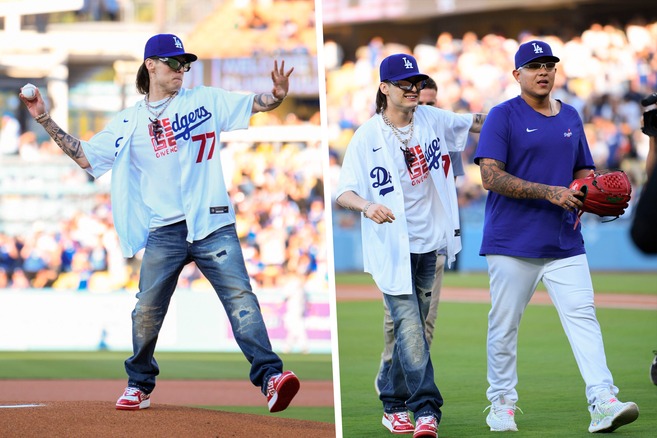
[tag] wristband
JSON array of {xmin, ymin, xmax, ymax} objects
[
  {"xmin": 34, "ymin": 112, "xmax": 50, "ymax": 123},
  {"xmin": 362, "ymin": 201, "xmax": 373, "ymax": 218}
]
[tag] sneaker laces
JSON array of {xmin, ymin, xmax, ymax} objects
[
  {"xmin": 591, "ymin": 393, "xmax": 624, "ymax": 416},
  {"xmin": 416, "ymin": 415, "xmax": 435, "ymax": 426},
  {"xmin": 484, "ymin": 403, "xmax": 523, "ymax": 417},
  {"xmin": 394, "ymin": 411, "xmax": 411, "ymax": 423},
  {"xmin": 124, "ymin": 387, "xmax": 141, "ymax": 396}
]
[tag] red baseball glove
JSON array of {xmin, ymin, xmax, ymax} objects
[{"xmin": 569, "ymin": 170, "xmax": 632, "ymax": 225}]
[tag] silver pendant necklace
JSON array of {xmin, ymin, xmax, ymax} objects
[
  {"xmin": 381, "ymin": 111, "xmax": 414, "ymax": 148},
  {"xmin": 144, "ymin": 91, "xmax": 177, "ymax": 139},
  {"xmin": 144, "ymin": 91, "xmax": 177, "ymax": 119},
  {"xmin": 381, "ymin": 111, "xmax": 416, "ymax": 170}
]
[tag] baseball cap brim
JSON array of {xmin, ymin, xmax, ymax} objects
[
  {"xmin": 161, "ymin": 52, "xmax": 197, "ymax": 62},
  {"xmin": 518, "ymin": 54, "xmax": 559, "ymax": 67},
  {"xmin": 387, "ymin": 72, "xmax": 429, "ymax": 82}
]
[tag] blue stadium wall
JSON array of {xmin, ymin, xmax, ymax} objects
[{"xmin": 332, "ymin": 204, "xmax": 657, "ymax": 272}]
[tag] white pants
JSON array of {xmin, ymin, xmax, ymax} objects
[{"xmin": 485, "ymin": 254, "xmax": 617, "ymax": 405}]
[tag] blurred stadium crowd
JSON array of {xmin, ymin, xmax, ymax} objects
[
  {"xmin": 326, "ymin": 19, "xmax": 657, "ymax": 224},
  {"xmin": 3, "ymin": 7, "xmax": 656, "ymax": 289},
  {"xmin": 0, "ymin": 135, "xmax": 325, "ymax": 295}
]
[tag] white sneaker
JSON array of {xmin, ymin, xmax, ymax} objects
[
  {"xmin": 484, "ymin": 395, "xmax": 520, "ymax": 432},
  {"xmin": 588, "ymin": 391, "xmax": 639, "ymax": 433}
]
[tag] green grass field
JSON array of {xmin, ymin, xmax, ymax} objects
[
  {"xmin": 335, "ymin": 272, "xmax": 657, "ymax": 437},
  {"xmin": 337, "ymin": 271, "xmax": 657, "ymax": 294},
  {"xmin": 0, "ymin": 351, "xmax": 334, "ymax": 423},
  {"xmin": 1, "ymin": 272, "xmax": 654, "ymax": 434}
]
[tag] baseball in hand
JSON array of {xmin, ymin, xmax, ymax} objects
[{"xmin": 21, "ymin": 83, "xmax": 37, "ymax": 100}]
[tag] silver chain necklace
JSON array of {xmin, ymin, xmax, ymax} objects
[
  {"xmin": 381, "ymin": 111, "xmax": 415, "ymax": 148},
  {"xmin": 144, "ymin": 91, "xmax": 178, "ymax": 120},
  {"xmin": 381, "ymin": 111, "xmax": 416, "ymax": 170},
  {"xmin": 144, "ymin": 92, "xmax": 177, "ymax": 139}
]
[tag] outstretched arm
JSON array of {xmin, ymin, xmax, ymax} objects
[
  {"xmin": 252, "ymin": 59, "xmax": 294, "ymax": 114},
  {"xmin": 19, "ymin": 86, "xmax": 89, "ymax": 169},
  {"xmin": 470, "ymin": 113, "xmax": 486, "ymax": 133}
]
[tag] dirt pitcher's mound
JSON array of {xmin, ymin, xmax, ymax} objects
[{"xmin": 0, "ymin": 401, "xmax": 335, "ymax": 438}]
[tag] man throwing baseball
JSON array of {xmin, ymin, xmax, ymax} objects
[
  {"xmin": 474, "ymin": 39, "xmax": 638, "ymax": 433},
  {"xmin": 19, "ymin": 33, "xmax": 300, "ymax": 413}
]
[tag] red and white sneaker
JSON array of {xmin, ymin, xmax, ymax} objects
[
  {"xmin": 115, "ymin": 387, "xmax": 151, "ymax": 410},
  {"xmin": 413, "ymin": 415, "xmax": 438, "ymax": 438},
  {"xmin": 382, "ymin": 411, "xmax": 415, "ymax": 434},
  {"xmin": 267, "ymin": 371, "xmax": 300, "ymax": 412}
]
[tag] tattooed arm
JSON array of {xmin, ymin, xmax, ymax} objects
[
  {"xmin": 38, "ymin": 115, "xmax": 90, "ymax": 169},
  {"xmin": 18, "ymin": 87, "xmax": 89, "ymax": 169},
  {"xmin": 252, "ymin": 59, "xmax": 294, "ymax": 113},
  {"xmin": 479, "ymin": 158, "xmax": 584, "ymax": 210},
  {"xmin": 469, "ymin": 113, "xmax": 486, "ymax": 133}
]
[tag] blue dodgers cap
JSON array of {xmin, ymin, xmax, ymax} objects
[
  {"xmin": 515, "ymin": 40, "xmax": 559, "ymax": 69},
  {"xmin": 379, "ymin": 54, "xmax": 429, "ymax": 82},
  {"xmin": 144, "ymin": 34, "xmax": 198, "ymax": 62}
]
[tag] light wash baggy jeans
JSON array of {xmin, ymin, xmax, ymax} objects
[
  {"xmin": 379, "ymin": 250, "xmax": 443, "ymax": 422},
  {"xmin": 124, "ymin": 221, "xmax": 283, "ymax": 395}
]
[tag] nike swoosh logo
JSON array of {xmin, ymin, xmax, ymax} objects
[
  {"xmin": 526, "ymin": 128, "xmax": 538, "ymax": 132},
  {"xmin": 373, "ymin": 147, "xmax": 382, "ymax": 152},
  {"xmin": 124, "ymin": 119, "xmax": 129, "ymax": 123}
]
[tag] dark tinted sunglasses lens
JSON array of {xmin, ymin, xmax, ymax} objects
[
  {"xmin": 164, "ymin": 58, "xmax": 190, "ymax": 71},
  {"xmin": 391, "ymin": 81, "xmax": 409, "ymax": 91},
  {"xmin": 416, "ymin": 80, "xmax": 427, "ymax": 91}
]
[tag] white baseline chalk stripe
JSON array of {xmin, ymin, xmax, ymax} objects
[{"xmin": 0, "ymin": 403, "xmax": 45, "ymax": 408}]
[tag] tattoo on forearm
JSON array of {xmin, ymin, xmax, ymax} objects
[
  {"xmin": 254, "ymin": 93, "xmax": 282, "ymax": 109},
  {"xmin": 480, "ymin": 159, "xmax": 556, "ymax": 200},
  {"xmin": 473, "ymin": 114, "xmax": 483, "ymax": 125},
  {"xmin": 41, "ymin": 118, "xmax": 85, "ymax": 160}
]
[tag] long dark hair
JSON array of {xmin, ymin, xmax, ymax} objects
[
  {"xmin": 136, "ymin": 62, "xmax": 149, "ymax": 95},
  {"xmin": 375, "ymin": 86, "xmax": 387, "ymax": 114}
]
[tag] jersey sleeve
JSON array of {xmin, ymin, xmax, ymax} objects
[
  {"xmin": 336, "ymin": 129, "xmax": 366, "ymax": 200},
  {"xmin": 442, "ymin": 111, "xmax": 472, "ymax": 152},
  {"xmin": 80, "ymin": 111, "xmax": 127, "ymax": 179},
  {"xmin": 572, "ymin": 116, "xmax": 595, "ymax": 171},
  {"xmin": 212, "ymin": 87, "xmax": 255, "ymax": 132}
]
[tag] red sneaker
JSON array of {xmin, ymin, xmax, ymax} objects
[
  {"xmin": 413, "ymin": 415, "xmax": 438, "ymax": 437},
  {"xmin": 115, "ymin": 387, "xmax": 151, "ymax": 410},
  {"xmin": 382, "ymin": 411, "xmax": 414, "ymax": 434},
  {"xmin": 267, "ymin": 371, "xmax": 300, "ymax": 412}
]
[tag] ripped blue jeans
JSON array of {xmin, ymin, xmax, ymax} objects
[
  {"xmin": 380, "ymin": 250, "xmax": 443, "ymax": 421},
  {"xmin": 125, "ymin": 221, "xmax": 282, "ymax": 394}
]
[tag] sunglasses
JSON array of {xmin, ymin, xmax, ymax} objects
[
  {"xmin": 518, "ymin": 62, "xmax": 557, "ymax": 72},
  {"xmin": 389, "ymin": 79, "xmax": 427, "ymax": 92},
  {"xmin": 157, "ymin": 57, "xmax": 191, "ymax": 72}
]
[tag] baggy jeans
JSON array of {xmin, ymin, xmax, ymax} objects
[
  {"xmin": 124, "ymin": 221, "xmax": 283, "ymax": 394},
  {"xmin": 379, "ymin": 250, "xmax": 443, "ymax": 422}
]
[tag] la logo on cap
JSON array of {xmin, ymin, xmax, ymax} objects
[
  {"xmin": 174, "ymin": 37, "xmax": 183, "ymax": 49},
  {"xmin": 403, "ymin": 57, "xmax": 414, "ymax": 69},
  {"xmin": 532, "ymin": 42, "xmax": 544, "ymax": 54}
]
